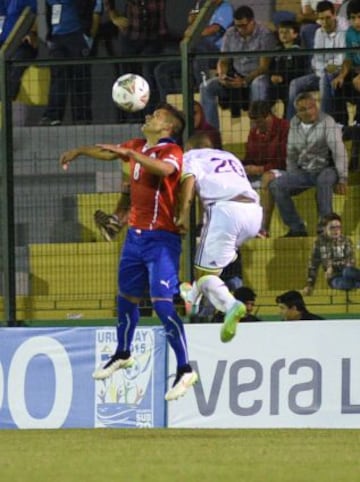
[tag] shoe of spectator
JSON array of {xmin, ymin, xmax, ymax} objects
[
  {"xmin": 282, "ymin": 230, "xmax": 308, "ymax": 237},
  {"xmin": 165, "ymin": 366, "xmax": 198, "ymax": 401},
  {"xmin": 256, "ymin": 229, "xmax": 269, "ymax": 238},
  {"xmin": 220, "ymin": 301, "xmax": 246, "ymax": 343},
  {"xmin": 92, "ymin": 353, "xmax": 135, "ymax": 380},
  {"xmin": 39, "ymin": 117, "xmax": 61, "ymax": 126}
]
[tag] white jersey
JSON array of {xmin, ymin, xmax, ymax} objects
[{"xmin": 183, "ymin": 148, "xmax": 259, "ymax": 207}]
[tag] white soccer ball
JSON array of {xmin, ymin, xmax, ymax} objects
[{"xmin": 112, "ymin": 73, "xmax": 150, "ymax": 112}]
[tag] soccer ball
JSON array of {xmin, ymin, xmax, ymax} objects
[{"xmin": 112, "ymin": 73, "xmax": 150, "ymax": 112}]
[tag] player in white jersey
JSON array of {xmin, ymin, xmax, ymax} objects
[{"xmin": 177, "ymin": 133, "xmax": 263, "ymax": 342}]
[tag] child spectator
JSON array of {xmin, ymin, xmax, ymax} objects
[
  {"xmin": 302, "ymin": 212, "xmax": 360, "ymax": 294},
  {"xmin": 276, "ymin": 290, "xmax": 324, "ymax": 320}
]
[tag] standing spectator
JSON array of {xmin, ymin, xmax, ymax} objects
[
  {"xmin": 200, "ymin": 5, "xmax": 277, "ymax": 130},
  {"xmin": 0, "ymin": 0, "xmax": 38, "ymax": 100},
  {"xmin": 243, "ymin": 101, "xmax": 289, "ymax": 237},
  {"xmin": 59, "ymin": 103, "xmax": 198, "ymax": 402},
  {"xmin": 154, "ymin": 0, "xmax": 233, "ymax": 101},
  {"xmin": 332, "ymin": 0, "xmax": 360, "ymax": 126},
  {"xmin": 177, "ymin": 132, "xmax": 263, "ymax": 343},
  {"xmin": 39, "ymin": 0, "xmax": 102, "ymax": 126},
  {"xmin": 302, "ymin": 212, "xmax": 360, "ymax": 294},
  {"xmin": 276, "ymin": 290, "xmax": 324, "ymax": 320},
  {"xmin": 104, "ymin": 0, "xmax": 167, "ymax": 112},
  {"xmin": 269, "ymin": 92, "xmax": 348, "ymax": 237},
  {"xmin": 287, "ymin": 1, "xmax": 347, "ymax": 121},
  {"xmin": 268, "ymin": 20, "xmax": 308, "ymax": 115}
]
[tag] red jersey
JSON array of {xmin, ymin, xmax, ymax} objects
[
  {"xmin": 121, "ymin": 138, "xmax": 183, "ymax": 233},
  {"xmin": 244, "ymin": 116, "xmax": 289, "ymax": 172}
]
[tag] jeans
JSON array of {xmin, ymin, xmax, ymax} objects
[
  {"xmin": 329, "ymin": 267, "xmax": 360, "ymax": 290},
  {"xmin": 200, "ymin": 75, "xmax": 269, "ymax": 130},
  {"xmin": 269, "ymin": 167, "xmax": 338, "ymax": 232}
]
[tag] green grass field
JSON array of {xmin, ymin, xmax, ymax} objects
[{"xmin": 1, "ymin": 429, "xmax": 359, "ymax": 482}]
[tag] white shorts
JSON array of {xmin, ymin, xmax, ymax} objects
[{"xmin": 195, "ymin": 201, "xmax": 263, "ymax": 271}]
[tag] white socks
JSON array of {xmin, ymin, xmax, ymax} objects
[{"xmin": 197, "ymin": 275, "xmax": 236, "ymax": 313}]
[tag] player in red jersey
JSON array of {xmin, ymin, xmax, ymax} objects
[{"xmin": 60, "ymin": 103, "xmax": 198, "ymax": 401}]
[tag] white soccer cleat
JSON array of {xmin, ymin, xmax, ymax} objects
[
  {"xmin": 179, "ymin": 282, "xmax": 201, "ymax": 316},
  {"xmin": 92, "ymin": 354, "xmax": 135, "ymax": 380},
  {"xmin": 220, "ymin": 301, "xmax": 246, "ymax": 343},
  {"xmin": 165, "ymin": 371, "xmax": 199, "ymax": 401}
]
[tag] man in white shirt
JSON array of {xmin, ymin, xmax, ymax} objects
[
  {"xmin": 176, "ymin": 133, "xmax": 262, "ymax": 343},
  {"xmin": 287, "ymin": 0, "xmax": 347, "ymax": 120}
]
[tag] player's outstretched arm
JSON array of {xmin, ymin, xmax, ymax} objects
[{"xmin": 60, "ymin": 145, "xmax": 119, "ymax": 170}]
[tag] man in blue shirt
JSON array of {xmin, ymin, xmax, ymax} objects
[{"xmin": 0, "ymin": 0, "xmax": 37, "ymax": 100}]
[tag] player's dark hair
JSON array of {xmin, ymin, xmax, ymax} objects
[
  {"xmin": 347, "ymin": 0, "xmax": 360, "ymax": 17},
  {"xmin": 156, "ymin": 102, "xmax": 185, "ymax": 140},
  {"xmin": 234, "ymin": 5, "xmax": 254, "ymax": 21},
  {"xmin": 276, "ymin": 290, "xmax": 306, "ymax": 311},
  {"xmin": 185, "ymin": 132, "xmax": 213, "ymax": 150}
]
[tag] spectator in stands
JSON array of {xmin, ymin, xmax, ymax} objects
[
  {"xmin": 243, "ymin": 101, "xmax": 289, "ymax": 237},
  {"xmin": 154, "ymin": 0, "xmax": 233, "ymax": 102},
  {"xmin": 39, "ymin": 0, "xmax": 102, "ymax": 126},
  {"xmin": 287, "ymin": 1, "xmax": 347, "ymax": 121},
  {"xmin": 276, "ymin": 290, "xmax": 324, "ymax": 320},
  {"xmin": 200, "ymin": 5, "xmax": 277, "ymax": 130},
  {"xmin": 331, "ymin": 0, "xmax": 360, "ymax": 127},
  {"xmin": 302, "ymin": 212, "xmax": 360, "ymax": 294},
  {"xmin": 297, "ymin": 0, "xmax": 344, "ymax": 48},
  {"xmin": 269, "ymin": 92, "xmax": 348, "ymax": 237},
  {"xmin": 104, "ymin": 0, "xmax": 168, "ymax": 112},
  {"xmin": 268, "ymin": 20, "xmax": 308, "ymax": 115},
  {"xmin": 194, "ymin": 100, "xmax": 222, "ymax": 148},
  {"xmin": 211, "ymin": 286, "xmax": 261, "ymax": 323},
  {"xmin": 0, "ymin": 0, "xmax": 38, "ymax": 100}
]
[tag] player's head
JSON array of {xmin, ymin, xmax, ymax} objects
[
  {"xmin": 276, "ymin": 290, "xmax": 306, "ymax": 320},
  {"xmin": 142, "ymin": 102, "xmax": 185, "ymax": 143},
  {"xmin": 184, "ymin": 132, "xmax": 214, "ymax": 151}
]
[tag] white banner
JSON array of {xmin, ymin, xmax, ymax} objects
[{"xmin": 167, "ymin": 321, "xmax": 360, "ymax": 428}]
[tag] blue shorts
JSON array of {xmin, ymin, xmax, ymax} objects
[{"xmin": 118, "ymin": 228, "xmax": 182, "ymax": 299}]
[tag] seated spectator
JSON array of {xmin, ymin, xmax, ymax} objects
[
  {"xmin": 154, "ymin": 0, "xmax": 233, "ymax": 102},
  {"xmin": 297, "ymin": 0, "xmax": 344, "ymax": 48},
  {"xmin": 268, "ymin": 20, "xmax": 309, "ymax": 115},
  {"xmin": 212, "ymin": 285, "xmax": 261, "ymax": 323},
  {"xmin": 302, "ymin": 212, "xmax": 360, "ymax": 294},
  {"xmin": 200, "ymin": 5, "xmax": 277, "ymax": 130},
  {"xmin": 269, "ymin": 92, "xmax": 348, "ymax": 237},
  {"xmin": 0, "ymin": 0, "xmax": 38, "ymax": 100},
  {"xmin": 39, "ymin": 0, "xmax": 102, "ymax": 126},
  {"xmin": 276, "ymin": 290, "xmax": 324, "ymax": 320},
  {"xmin": 287, "ymin": 1, "xmax": 347, "ymax": 121},
  {"xmin": 194, "ymin": 100, "xmax": 222, "ymax": 148},
  {"xmin": 243, "ymin": 101, "xmax": 289, "ymax": 237},
  {"xmin": 331, "ymin": 0, "xmax": 360, "ymax": 127}
]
